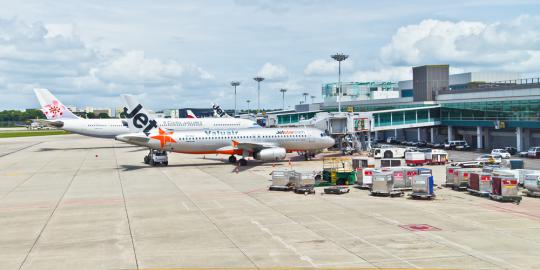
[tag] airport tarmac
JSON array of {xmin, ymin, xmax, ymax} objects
[{"xmin": 1, "ymin": 135, "xmax": 540, "ymax": 270}]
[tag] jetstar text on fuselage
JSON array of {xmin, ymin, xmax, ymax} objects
[
  {"xmin": 276, "ymin": 130, "xmax": 306, "ymax": 135},
  {"xmin": 204, "ymin": 130, "xmax": 239, "ymax": 136}
]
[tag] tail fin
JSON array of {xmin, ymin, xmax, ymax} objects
[
  {"xmin": 34, "ymin": 88, "xmax": 80, "ymax": 120},
  {"xmin": 121, "ymin": 94, "xmax": 159, "ymax": 134},
  {"xmin": 212, "ymin": 103, "xmax": 231, "ymax": 118},
  {"xmin": 186, "ymin": 110, "xmax": 197, "ymax": 118}
]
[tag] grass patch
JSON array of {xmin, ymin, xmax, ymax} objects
[{"xmin": 0, "ymin": 130, "xmax": 70, "ymax": 138}]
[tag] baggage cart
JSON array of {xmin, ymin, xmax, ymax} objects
[
  {"xmin": 324, "ymin": 186, "xmax": 350, "ymax": 195},
  {"xmin": 490, "ymin": 176, "xmax": 522, "ymax": 204},
  {"xmin": 269, "ymin": 170, "xmax": 293, "ymax": 191},
  {"xmin": 467, "ymin": 172, "xmax": 492, "ymax": 197},
  {"xmin": 381, "ymin": 158, "xmax": 402, "ymax": 167},
  {"xmin": 426, "ymin": 150, "xmax": 448, "ymax": 165},
  {"xmin": 356, "ymin": 167, "xmax": 376, "ymax": 189},
  {"xmin": 514, "ymin": 169, "xmax": 537, "ymax": 186},
  {"xmin": 371, "ymin": 172, "xmax": 403, "ymax": 197},
  {"xmin": 352, "ymin": 157, "xmax": 374, "ymax": 169},
  {"xmin": 410, "ymin": 174, "xmax": 435, "ymax": 199},
  {"xmin": 294, "ymin": 185, "xmax": 316, "ymax": 194},
  {"xmin": 454, "ymin": 168, "xmax": 480, "ymax": 191},
  {"xmin": 523, "ymin": 174, "xmax": 540, "ymax": 197},
  {"xmin": 445, "ymin": 166, "xmax": 460, "ymax": 188},
  {"xmin": 405, "ymin": 152, "xmax": 426, "ymax": 166}
]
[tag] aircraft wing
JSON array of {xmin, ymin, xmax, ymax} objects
[
  {"xmin": 36, "ymin": 119, "xmax": 64, "ymax": 128},
  {"xmin": 117, "ymin": 134, "xmax": 151, "ymax": 144},
  {"xmin": 232, "ymin": 141, "xmax": 279, "ymax": 151}
]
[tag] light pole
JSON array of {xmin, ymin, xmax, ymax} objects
[
  {"xmin": 246, "ymin": 100, "xmax": 251, "ymax": 114},
  {"xmin": 231, "ymin": 81, "xmax": 240, "ymax": 117},
  {"xmin": 311, "ymin": 95, "xmax": 315, "ymax": 103},
  {"xmin": 253, "ymin": 76, "xmax": 264, "ymax": 114},
  {"xmin": 280, "ymin": 88, "xmax": 287, "ymax": 110},
  {"xmin": 331, "ymin": 53, "xmax": 349, "ymax": 112},
  {"xmin": 303, "ymin": 92, "xmax": 309, "ymax": 103}
]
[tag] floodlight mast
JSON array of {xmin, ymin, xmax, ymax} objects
[
  {"xmin": 253, "ymin": 76, "xmax": 264, "ymax": 114},
  {"xmin": 280, "ymin": 88, "xmax": 287, "ymax": 110},
  {"xmin": 331, "ymin": 53, "xmax": 349, "ymax": 113},
  {"xmin": 231, "ymin": 81, "xmax": 240, "ymax": 117}
]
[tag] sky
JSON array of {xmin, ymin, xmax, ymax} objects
[{"xmin": 1, "ymin": 0, "xmax": 540, "ymax": 111}]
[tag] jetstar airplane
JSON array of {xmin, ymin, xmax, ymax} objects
[
  {"xmin": 116, "ymin": 95, "xmax": 335, "ymax": 166},
  {"xmin": 34, "ymin": 89, "xmax": 260, "ymax": 138}
]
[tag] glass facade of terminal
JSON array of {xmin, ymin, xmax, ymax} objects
[
  {"xmin": 440, "ymin": 100, "xmax": 540, "ymax": 121},
  {"xmin": 322, "ymin": 81, "xmax": 398, "ymax": 99}
]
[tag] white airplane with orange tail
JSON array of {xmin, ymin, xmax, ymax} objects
[{"xmin": 116, "ymin": 95, "xmax": 335, "ymax": 166}]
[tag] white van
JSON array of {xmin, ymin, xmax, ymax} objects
[{"xmin": 444, "ymin": 140, "xmax": 470, "ymax": 150}]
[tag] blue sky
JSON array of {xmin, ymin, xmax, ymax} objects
[{"xmin": 1, "ymin": 0, "xmax": 540, "ymax": 110}]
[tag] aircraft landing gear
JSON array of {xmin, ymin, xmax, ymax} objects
[
  {"xmin": 228, "ymin": 155, "xmax": 237, "ymax": 163},
  {"xmin": 239, "ymin": 158, "xmax": 247, "ymax": 166}
]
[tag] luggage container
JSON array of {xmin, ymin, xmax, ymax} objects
[
  {"xmin": 410, "ymin": 174, "xmax": 435, "ymax": 199},
  {"xmin": 324, "ymin": 186, "xmax": 350, "ymax": 195},
  {"xmin": 356, "ymin": 168, "xmax": 376, "ymax": 189},
  {"xmin": 523, "ymin": 174, "xmax": 540, "ymax": 197},
  {"xmin": 269, "ymin": 170, "xmax": 293, "ymax": 191},
  {"xmin": 352, "ymin": 157, "xmax": 375, "ymax": 169},
  {"xmin": 509, "ymin": 159, "xmax": 524, "ymax": 169},
  {"xmin": 405, "ymin": 152, "xmax": 426, "ymax": 166},
  {"xmin": 371, "ymin": 172, "xmax": 402, "ymax": 197},
  {"xmin": 467, "ymin": 172, "xmax": 492, "ymax": 196},
  {"xmin": 381, "ymin": 158, "xmax": 402, "ymax": 167},
  {"xmin": 291, "ymin": 171, "xmax": 316, "ymax": 189},
  {"xmin": 445, "ymin": 166, "xmax": 460, "ymax": 188},
  {"xmin": 417, "ymin": 168, "xmax": 432, "ymax": 176},
  {"xmin": 490, "ymin": 175, "xmax": 521, "ymax": 204},
  {"xmin": 454, "ymin": 168, "xmax": 480, "ymax": 191},
  {"xmin": 426, "ymin": 150, "xmax": 448, "ymax": 165},
  {"xmin": 514, "ymin": 169, "xmax": 537, "ymax": 186}
]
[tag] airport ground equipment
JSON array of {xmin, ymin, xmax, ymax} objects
[
  {"xmin": 454, "ymin": 168, "xmax": 481, "ymax": 191},
  {"xmin": 509, "ymin": 159, "xmax": 524, "ymax": 169},
  {"xmin": 269, "ymin": 170, "xmax": 294, "ymax": 191},
  {"xmin": 416, "ymin": 168, "xmax": 432, "ymax": 176},
  {"xmin": 490, "ymin": 175, "xmax": 521, "ymax": 204},
  {"xmin": 405, "ymin": 152, "xmax": 426, "ymax": 166},
  {"xmin": 467, "ymin": 172, "xmax": 492, "ymax": 197},
  {"xmin": 514, "ymin": 169, "xmax": 537, "ymax": 186},
  {"xmin": 425, "ymin": 150, "xmax": 448, "ymax": 165},
  {"xmin": 410, "ymin": 175, "xmax": 435, "ymax": 199},
  {"xmin": 523, "ymin": 174, "xmax": 540, "ymax": 197},
  {"xmin": 381, "ymin": 158, "xmax": 402, "ymax": 167},
  {"xmin": 144, "ymin": 149, "xmax": 168, "ymax": 166},
  {"xmin": 371, "ymin": 172, "xmax": 402, "ymax": 197},
  {"xmin": 445, "ymin": 166, "xmax": 460, "ymax": 188},
  {"xmin": 390, "ymin": 167, "xmax": 416, "ymax": 190},
  {"xmin": 322, "ymin": 157, "xmax": 355, "ymax": 185},
  {"xmin": 291, "ymin": 171, "xmax": 316, "ymax": 191},
  {"xmin": 324, "ymin": 186, "xmax": 350, "ymax": 195},
  {"xmin": 294, "ymin": 185, "xmax": 316, "ymax": 194},
  {"xmin": 356, "ymin": 168, "xmax": 376, "ymax": 189},
  {"xmin": 352, "ymin": 157, "xmax": 374, "ymax": 169}
]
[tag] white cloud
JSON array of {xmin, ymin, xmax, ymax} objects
[
  {"xmin": 304, "ymin": 58, "xmax": 354, "ymax": 76},
  {"xmin": 257, "ymin": 62, "xmax": 287, "ymax": 81}
]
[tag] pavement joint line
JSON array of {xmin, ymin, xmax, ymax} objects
[
  {"xmin": 310, "ymin": 215, "xmax": 421, "ymax": 269},
  {"xmin": 198, "ymin": 167, "xmax": 376, "ymax": 269},
  {"xmin": 159, "ymin": 168, "xmax": 261, "ymax": 270},
  {"xmin": 0, "ymin": 141, "xmax": 43, "ymax": 158},
  {"xmin": 181, "ymin": 202, "xmax": 191, "ymax": 211},
  {"xmin": 17, "ymin": 150, "xmax": 89, "ymax": 270},
  {"xmin": 250, "ymin": 219, "xmax": 316, "ymax": 267},
  {"xmin": 114, "ymin": 145, "xmax": 140, "ymax": 270},
  {"xmin": 0, "ymin": 144, "xmax": 62, "ymax": 202}
]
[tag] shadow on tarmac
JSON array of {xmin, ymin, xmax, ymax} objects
[{"xmin": 36, "ymin": 145, "xmax": 141, "ymax": 152}]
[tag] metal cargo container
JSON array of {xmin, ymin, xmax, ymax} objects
[
  {"xmin": 490, "ymin": 175, "xmax": 521, "ymax": 204},
  {"xmin": 445, "ymin": 166, "xmax": 460, "ymax": 187},
  {"xmin": 291, "ymin": 171, "xmax": 316, "ymax": 188},
  {"xmin": 270, "ymin": 170, "xmax": 293, "ymax": 191},
  {"xmin": 468, "ymin": 172, "xmax": 491, "ymax": 196},
  {"xmin": 524, "ymin": 174, "xmax": 540, "ymax": 196},
  {"xmin": 356, "ymin": 168, "xmax": 376, "ymax": 189},
  {"xmin": 417, "ymin": 168, "xmax": 432, "ymax": 176},
  {"xmin": 371, "ymin": 172, "xmax": 401, "ymax": 197},
  {"xmin": 509, "ymin": 159, "xmax": 524, "ymax": 169},
  {"xmin": 410, "ymin": 174, "xmax": 435, "ymax": 199},
  {"xmin": 381, "ymin": 158, "xmax": 402, "ymax": 167},
  {"xmin": 514, "ymin": 169, "xmax": 537, "ymax": 186},
  {"xmin": 352, "ymin": 157, "xmax": 374, "ymax": 169},
  {"xmin": 454, "ymin": 168, "xmax": 480, "ymax": 191}
]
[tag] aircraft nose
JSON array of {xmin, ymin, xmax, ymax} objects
[{"xmin": 325, "ymin": 136, "xmax": 335, "ymax": 147}]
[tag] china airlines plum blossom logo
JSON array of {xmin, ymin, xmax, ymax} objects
[{"xmin": 43, "ymin": 100, "xmax": 65, "ymax": 119}]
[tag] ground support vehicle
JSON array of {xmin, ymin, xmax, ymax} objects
[
  {"xmin": 370, "ymin": 172, "xmax": 403, "ymax": 197},
  {"xmin": 490, "ymin": 176, "xmax": 522, "ymax": 204},
  {"xmin": 324, "ymin": 186, "xmax": 350, "ymax": 195},
  {"xmin": 269, "ymin": 170, "xmax": 293, "ymax": 191},
  {"xmin": 523, "ymin": 174, "xmax": 540, "ymax": 197},
  {"xmin": 467, "ymin": 172, "xmax": 492, "ymax": 197},
  {"xmin": 410, "ymin": 174, "xmax": 435, "ymax": 200}
]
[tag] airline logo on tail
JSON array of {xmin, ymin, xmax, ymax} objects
[
  {"xmin": 212, "ymin": 103, "xmax": 230, "ymax": 118},
  {"xmin": 123, "ymin": 103, "xmax": 158, "ymax": 134},
  {"xmin": 34, "ymin": 88, "xmax": 80, "ymax": 120},
  {"xmin": 186, "ymin": 110, "xmax": 197, "ymax": 118}
]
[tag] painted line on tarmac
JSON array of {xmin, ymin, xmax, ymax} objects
[{"xmin": 0, "ymin": 142, "xmax": 42, "ymax": 158}]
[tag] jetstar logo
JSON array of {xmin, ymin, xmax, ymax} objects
[
  {"xmin": 43, "ymin": 100, "xmax": 65, "ymax": 119},
  {"xmin": 123, "ymin": 104, "xmax": 157, "ymax": 134},
  {"xmin": 150, "ymin": 128, "xmax": 176, "ymax": 149},
  {"xmin": 276, "ymin": 130, "xmax": 305, "ymax": 135}
]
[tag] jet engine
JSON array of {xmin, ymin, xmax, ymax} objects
[{"xmin": 253, "ymin": 147, "xmax": 286, "ymax": 161}]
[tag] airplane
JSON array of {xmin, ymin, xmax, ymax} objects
[
  {"xmin": 34, "ymin": 89, "xmax": 260, "ymax": 138},
  {"xmin": 116, "ymin": 94, "xmax": 335, "ymax": 166}
]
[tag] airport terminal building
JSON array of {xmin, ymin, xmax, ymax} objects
[{"xmin": 270, "ymin": 65, "xmax": 540, "ymax": 151}]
